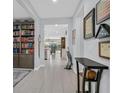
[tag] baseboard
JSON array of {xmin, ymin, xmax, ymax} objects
[{"xmin": 34, "ymin": 64, "xmax": 45, "ymax": 71}]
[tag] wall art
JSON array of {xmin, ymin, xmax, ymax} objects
[
  {"xmin": 99, "ymin": 41, "xmax": 110, "ymax": 59},
  {"xmin": 84, "ymin": 8, "xmax": 95, "ymax": 39},
  {"xmin": 72, "ymin": 29, "xmax": 76, "ymax": 45},
  {"xmin": 96, "ymin": 0, "xmax": 110, "ymax": 24}
]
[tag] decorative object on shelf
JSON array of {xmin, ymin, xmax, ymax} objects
[
  {"xmin": 95, "ymin": 24, "xmax": 110, "ymax": 38},
  {"xmin": 72, "ymin": 29, "xmax": 76, "ymax": 45},
  {"xmin": 86, "ymin": 70, "xmax": 97, "ymax": 80},
  {"xmin": 96, "ymin": 0, "xmax": 110, "ymax": 24},
  {"xmin": 84, "ymin": 8, "xmax": 95, "ymax": 39},
  {"xmin": 99, "ymin": 41, "xmax": 110, "ymax": 59},
  {"xmin": 38, "ymin": 35, "xmax": 41, "ymax": 58}
]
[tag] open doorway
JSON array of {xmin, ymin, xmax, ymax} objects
[{"xmin": 44, "ymin": 24, "xmax": 68, "ymax": 60}]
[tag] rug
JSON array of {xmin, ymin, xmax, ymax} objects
[{"xmin": 13, "ymin": 68, "xmax": 32, "ymax": 87}]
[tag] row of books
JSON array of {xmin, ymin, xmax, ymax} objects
[
  {"xmin": 21, "ymin": 49, "xmax": 34, "ymax": 54},
  {"xmin": 13, "ymin": 31, "xmax": 34, "ymax": 36},
  {"xmin": 14, "ymin": 24, "xmax": 34, "ymax": 29},
  {"xmin": 13, "ymin": 25, "xmax": 20, "ymax": 30},
  {"xmin": 13, "ymin": 37, "xmax": 20, "ymax": 42},
  {"xmin": 21, "ymin": 30, "xmax": 34, "ymax": 36},
  {"xmin": 13, "ymin": 48, "xmax": 34, "ymax": 54},
  {"xmin": 21, "ymin": 43, "xmax": 34, "ymax": 48},
  {"xmin": 13, "ymin": 48, "xmax": 20, "ymax": 53},
  {"xmin": 13, "ymin": 43, "xmax": 20, "ymax": 48},
  {"xmin": 21, "ymin": 24, "xmax": 34, "ymax": 29},
  {"xmin": 13, "ymin": 37, "xmax": 34, "ymax": 42},
  {"xmin": 21, "ymin": 37, "xmax": 34, "ymax": 42},
  {"xmin": 13, "ymin": 31, "xmax": 20, "ymax": 36}
]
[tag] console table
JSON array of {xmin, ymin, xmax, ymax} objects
[{"xmin": 75, "ymin": 57, "xmax": 108, "ymax": 93}]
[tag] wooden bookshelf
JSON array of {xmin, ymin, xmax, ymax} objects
[{"xmin": 13, "ymin": 19, "xmax": 34, "ymax": 68}]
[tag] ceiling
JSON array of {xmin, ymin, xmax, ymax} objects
[
  {"xmin": 13, "ymin": 0, "xmax": 30, "ymax": 19},
  {"xmin": 14, "ymin": 0, "xmax": 81, "ymax": 19}
]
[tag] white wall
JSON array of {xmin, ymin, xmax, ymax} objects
[
  {"xmin": 72, "ymin": 0, "xmax": 110, "ymax": 93},
  {"xmin": 34, "ymin": 19, "xmax": 45, "ymax": 70},
  {"xmin": 72, "ymin": 17, "xmax": 84, "ymax": 73},
  {"xmin": 44, "ymin": 24, "xmax": 68, "ymax": 39}
]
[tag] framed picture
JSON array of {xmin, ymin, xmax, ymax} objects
[
  {"xmin": 38, "ymin": 35, "xmax": 41, "ymax": 58},
  {"xmin": 84, "ymin": 8, "xmax": 95, "ymax": 39},
  {"xmin": 96, "ymin": 0, "xmax": 110, "ymax": 24},
  {"xmin": 72, "ymin": 29, "xmax": 76, "ymax": 45},
  {"xmin": 61, "ymin": 37, "xmax": 65, "ymax": 49},
  {"xmin": 99, "ymin": 41, "xmax": 110, "ymax": 59},
  {"xmin": 95, "ymin": 24, "xmax": 110, "ymax": 39}
]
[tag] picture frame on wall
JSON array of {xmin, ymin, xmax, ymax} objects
[
  {"xmin": 84, "ymin": 8, "xmax": 95, "ymax": 39},
  {"xmin": 38, "ymin": 35, "xmax": 41, "ymax": 58},
  {"xmin": 99, "ymin": 41, "xmax": 110, "ymax": 59},
  {"xmin": 95, "ymin": 23, "xmax": 110, "ymax": 39},
  {"xmin": 96, "ymin": 0, "xmax": 110, "ymax": 24},
  {"xmin": 72, "ymin": 29, "xmax": 76, "ymax": 45}
]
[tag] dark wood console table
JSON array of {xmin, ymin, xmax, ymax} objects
[{"xmin": 75, "ymin": 57, "xmax": 108, "ymax": 93}]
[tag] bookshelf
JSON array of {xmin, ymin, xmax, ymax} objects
[{"xmin": 13, "ymin": 19, "xmax": 34, "ymax": 68}]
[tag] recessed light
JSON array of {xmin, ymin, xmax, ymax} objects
[
  {"xmin": 55, "ymin": 24, "xmax": 58, "ymax": 27},
  {"xmin": 52, "ymin": 0, "xmax": 58, "ymax": 3}
]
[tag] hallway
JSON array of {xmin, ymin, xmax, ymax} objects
[
  {"xmin": 14, "ymin": 52, "xmax": 77, "ymax": 93},
  {"xmin": 13, "ymin": 0, "xmax": 110, "ymax": 93}
]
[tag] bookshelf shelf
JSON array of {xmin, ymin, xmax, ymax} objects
[
  {"xmin": 13, "ymin": 29, "xmax": 20, "ymax": 31},
  {"xmin": 21, "ymin": 41, "xmax": 34, "ymax": 43},
  {"xmin": 22, "ymin": 28, "xmax": 34, "ymax": 30},
  {"xmin": 22, "ymin": 47, "xmax": 33, "ymax": 49},
  {"xmin": 21, "ymin": 35, "xmax": 34, "ymax": 37},
  {"xmin": 13, "ymin": 19, "xmax": 34, "ymax": 68},
  {"xmin": 13, "ymin": 35, "xmax": 20, "ymax": 37}
]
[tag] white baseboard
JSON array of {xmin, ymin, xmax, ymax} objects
[{"xmin": 34, "ymin": 64, "xmax": 45, "ymax": 71}]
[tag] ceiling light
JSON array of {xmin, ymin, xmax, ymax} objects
[
  {"xmin": 55, "ymin": 24, "xmax": 58, "ymax": 27},
  {"xmin": 52, "ymin": 0, "xmax": 58, "ymax": 3}
]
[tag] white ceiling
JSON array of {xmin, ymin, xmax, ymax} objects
[
  {"xmin": 44, "ymin": 24, "xmax": 68, "ymax": 39},
  {"xmin": 29, "ymin": 0, "xmax": 81, "ymax": 18},
  {"xmin": 13, "ymin": 0, "xmax": 30, "ymax": 19},
  {"xmin": 18, "ymin": 0, "xmax": 81, "ymax": 18}
]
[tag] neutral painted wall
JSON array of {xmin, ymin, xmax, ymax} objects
[
  {"xmin": 72, "ymin": 0, "xmax": 110, "ymax": 93},
  {"xmin": 44, "ymin": 24, "xmax": 68, "ymax": 39},
  {"xmin": 72, "ymin": 17, "xmax": 84, "ymax": 73},
  {"xmin": 34, "ymin": 19, "xmax": 45, "ymax": 70}
]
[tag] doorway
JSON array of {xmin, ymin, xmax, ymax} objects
[{"xmin": 44, "ymin": 24, "xmax": 68, "ymax": 60}]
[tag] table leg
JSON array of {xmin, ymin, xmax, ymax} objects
[
  {"xmin": 76, "ymin": 61, "xmax": 80, "ymax": 93},
  {"xmin": 89, "ymin": 81, "xmax": 91, "ymax": 93},
  {"xmin": 82, "ymin": 67, "xmax": 87, "ymax": 93},
  {"xmin": 95, "ymin": 69, "xmax": 103, "ymax": 93}
]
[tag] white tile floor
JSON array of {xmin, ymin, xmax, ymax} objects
[{"xmin": 14, "ymin": 52, "xmax": 77, "ymax": 93}]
